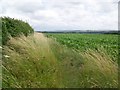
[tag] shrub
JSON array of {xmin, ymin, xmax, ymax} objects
[{"xmin": 1, "ymin": 17, "xmax": 34, "ymax": 45}]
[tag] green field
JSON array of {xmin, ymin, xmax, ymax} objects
[{"xmin": 46, "ymin": 33, "xmax": 118, "ymax": 62}]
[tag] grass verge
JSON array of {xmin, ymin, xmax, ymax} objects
[{"xmin": 2, "ymin": 33, "xmax": 118, "ymax": 88}]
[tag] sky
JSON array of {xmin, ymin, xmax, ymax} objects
[{"xmin": 0, "ymin": 0, "xmax": 119, "ymax": 31}]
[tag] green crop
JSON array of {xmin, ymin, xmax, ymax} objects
[{"xmin": 46, "ymin": 33, "xmax": 118, "ymax": 62}]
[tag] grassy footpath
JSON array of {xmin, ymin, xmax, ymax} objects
[{"xmin": 2, "ymin": 33, "xmax": 118, "ymax": 88}]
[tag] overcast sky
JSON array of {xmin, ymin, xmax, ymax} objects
[{"xmin": 0, "ymin": 0, "xmax": 119, "ymax": 31}]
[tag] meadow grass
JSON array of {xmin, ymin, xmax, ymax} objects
[
  {"xmin": 2, "ymin": 33, "xmax": 118, "ymax": 88},
  {"xmin": 2, "ymin": 33, "xmax": 60, "ymax": 88},
  {"xmin": 49, "ymin": 39, "xmax": 118, "ymax": 88}
]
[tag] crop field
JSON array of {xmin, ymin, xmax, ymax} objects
[{"xmin": 46, "ymin": 33, "xmax": 118, "ymax": 62}]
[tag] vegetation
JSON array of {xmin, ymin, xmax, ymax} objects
[
  {"xmin": 2, "ymin": 17, "xmax": 118, "ymax": 88},
  {"xmin": 46, "ymin": 33, "xmax": 118, "ymax": 62},
  {"xmin": 2, "ymin": 33, "xmax": 118, "ymax": 88},
  {"xmin": 1, "ymin": 17, "xmax": 34, "ymax": 45}
]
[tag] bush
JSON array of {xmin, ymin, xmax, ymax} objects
[{"xmin": 1, "ymin": 17, "xmax": 34, "ymax": 45}]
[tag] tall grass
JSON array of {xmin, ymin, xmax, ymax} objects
[
  {"xmin": 49, "ymin": 39, "xmax": 118, "ymax": 88},
  {"xmin": 79, "ymin": 49, "xmax": 118, "ymax": 88},
  {"xmin": 2, "ymin": 33, "xmax": 60, "ymax": 88},
  {"xmin": 2, "ymin": 33, "xmax": 118, "ymax": 88}
]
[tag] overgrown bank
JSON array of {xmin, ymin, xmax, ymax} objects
[
  {"xmin": 2, "ymin": 17, "xmax": 118, "ymax": 88},
  {"xmin": 2, "ymin": 33, "xmax": 118, "ymax": 88}
]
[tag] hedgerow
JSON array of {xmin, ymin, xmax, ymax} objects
[{"xmin": 1, "ymin": 17, "xmax": 34, "ymax": 45}]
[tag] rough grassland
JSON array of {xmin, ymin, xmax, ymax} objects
[{"xmin": 2, "ymin": 33, "xmax": 118, "ymax": 88}]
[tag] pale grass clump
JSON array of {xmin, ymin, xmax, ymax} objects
[
  {"xmin": 79, "ymin": 49, "xmax": 118, "ymax": 88},
  {"xmin": 2, "ymin": 33, "xmax": 60, "ymax": 88}
]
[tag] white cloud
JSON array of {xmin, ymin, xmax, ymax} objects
[{"xmin": 0, "ymin": 0, "xmax": 119, "ymax": 31}]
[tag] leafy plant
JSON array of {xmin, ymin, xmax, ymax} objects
[{"xmin": 46, "ymin": 33, "xmax": 118, "ymax": 62}]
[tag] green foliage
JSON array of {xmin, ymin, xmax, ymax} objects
[{"xmin": 1, "ymin": 17, "xmax": 34, "ymax": 45}]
